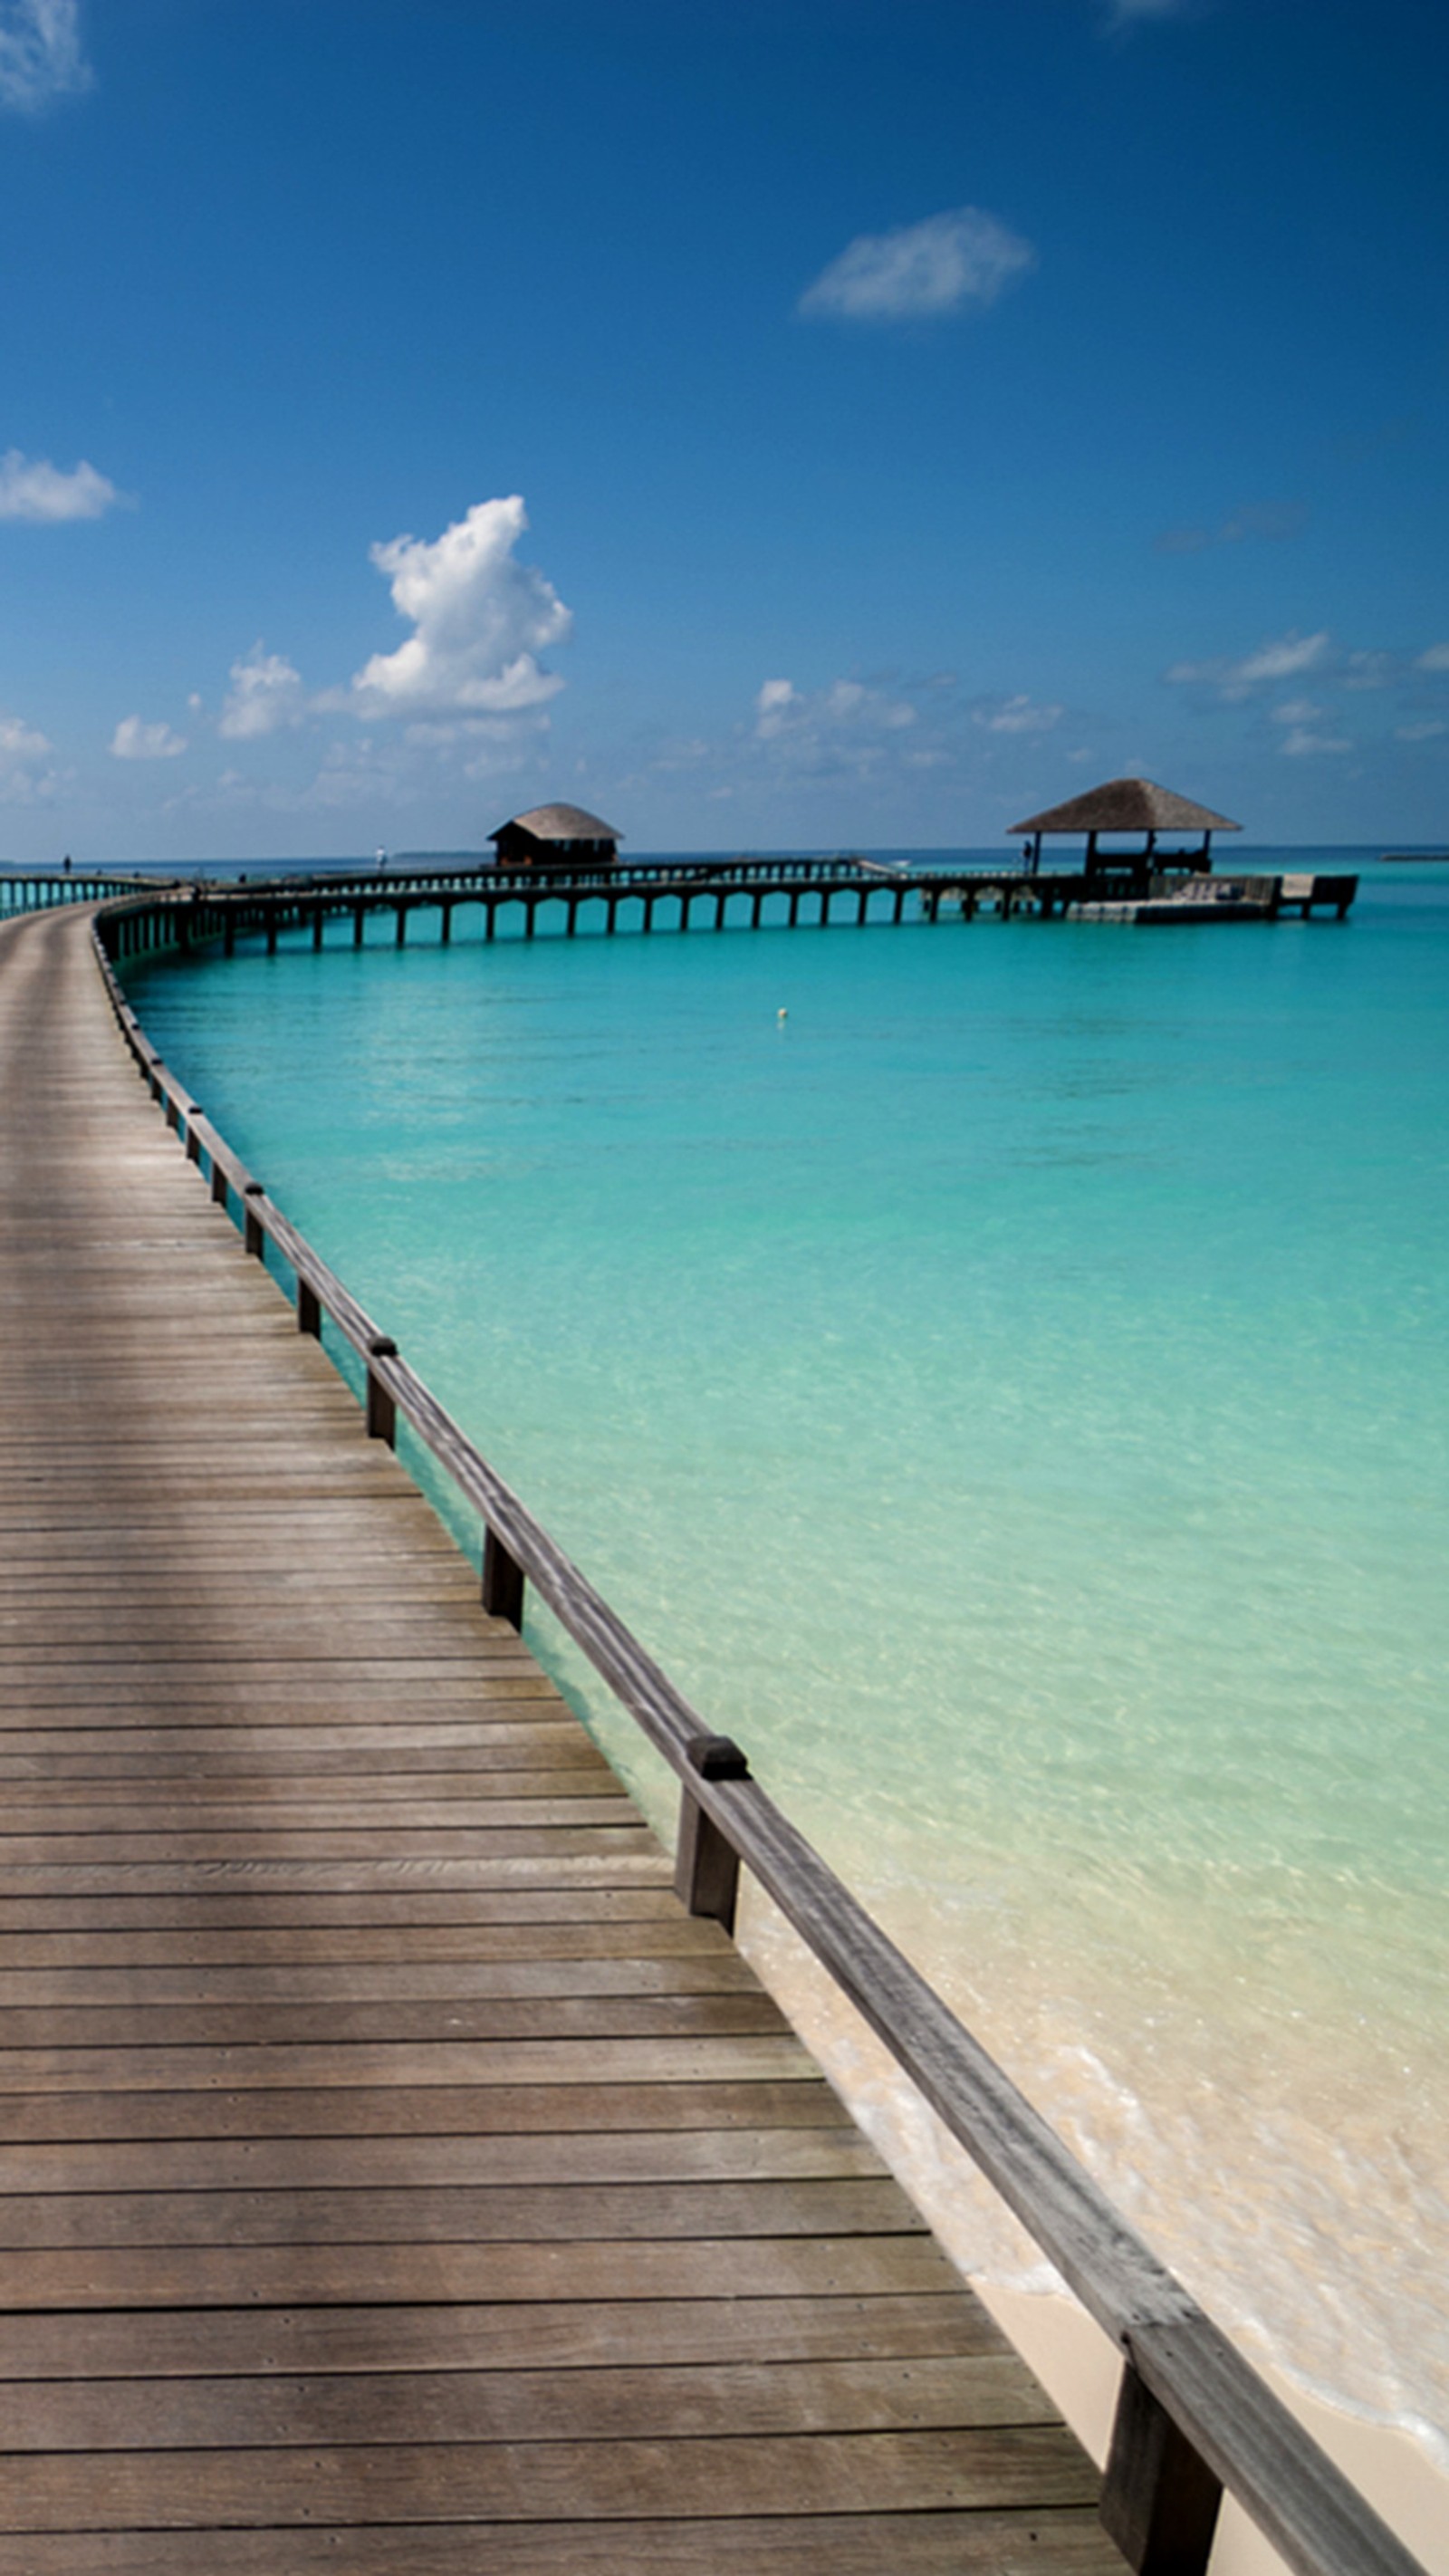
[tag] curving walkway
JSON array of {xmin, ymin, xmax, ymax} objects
[{"xmin": 0, "ymin": 903, "xmax": 1113, "ymax": 2571}]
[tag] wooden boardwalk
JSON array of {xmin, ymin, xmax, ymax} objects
[{"xmin": 0, "ymin": 903, "xmax": 1116, "ymax": 2571}]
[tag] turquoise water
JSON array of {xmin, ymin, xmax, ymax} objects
[{"xmin": 127, "ymin": 854, "xmax": 1449, "ymax": 2458}]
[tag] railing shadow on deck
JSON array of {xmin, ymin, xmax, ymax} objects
[{"xmin": 89, "ymin": 894, "xmax": 1423, "ymax": 2576}]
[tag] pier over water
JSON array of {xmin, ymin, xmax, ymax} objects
[
  {"xmin": 94, "ymin": 849, "xmax": 1358, "ymax": 966},
  {"xmin": 0, "ymin": 897, "xmax": 1417, "ymax": 2575}
]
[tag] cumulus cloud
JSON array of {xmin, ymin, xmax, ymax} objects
[
  {"xmin": 0, "ymin": 447, "xmax": 120, "ymax": 521},
  {"xmin": 0, "ymin": 0, "xmax": 90, "ymax": 111},
  {"xmin": 1166, "ymin": 630, "xmax": 1330, "ymax": 698},
  {"xmin": 349, "ymin": 496, "xmax": 571, "ymax": 719},
  {"xmin": 110, "ymin": 716, "xmax": 187, "ymax": 761},
  {"xmin": 799, "ymin": 207, "xmax": 1035, "ymax": 322},
  {"xmin": 972, "ymin": 693, "xmax": 1063, "ymax": 735},
  {"xmin": 0, "ymin": 708, "xmax": 54, "ymax": 799},
  {"xmin": 219, "ymin": 644, "xmax": 305, "ymax": 740}
]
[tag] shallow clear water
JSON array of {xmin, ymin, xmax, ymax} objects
[{"xmin": 127, "ymin": 853, "xmax": 1449, "ymax": 2458}]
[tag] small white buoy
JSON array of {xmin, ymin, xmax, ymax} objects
[{"xmin": 777, "ymin": 1006, "xmax": 788, "ymax": 1024}]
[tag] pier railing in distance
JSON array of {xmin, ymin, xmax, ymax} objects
[{"xmin": 91, "ymin": 902, "xmax": 1424, "ymax": 2576}]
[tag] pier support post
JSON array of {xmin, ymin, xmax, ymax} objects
[
  {"xmin": 365, "ymin": 1338, "xmax": 398, "ymax": 1446},
  {"xmin": 482, "ymin": 1526, "xmax": 525, "ymax": 1628},
  {"xmin": 675, "ymin": 1734, "xmax": 750, "ymax": 1936},
  {"xmin": 297, "ymin": 1277, "xmax": 321, "ymax": 1337},
  {"xmin": 242, "ymin": 1181, "xmax": 266, "ymax": 1260},
  {"xmin": 1100, "ymin": 2363, "xmax": 1223, "ymax": 2576}
]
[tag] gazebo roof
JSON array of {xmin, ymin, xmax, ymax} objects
[
  {"xmin": 1010, "ymin": 778, "xmax": 1241, "ymax": 836},
  {"xmin": 490, "ymin": 803, "xmax": 622, "ymax": 843}
]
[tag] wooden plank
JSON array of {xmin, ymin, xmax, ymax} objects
[
  {"xmin": 0, "ymin": 1954, "xmax": 758, "ymax": 2004},
  {"xmin": 0, "ymin": 2351, "xmax": 1059, "ymax": 2447},
  {"xmin": 0, "ymin": 2233, "xmax": 963, "ymax": 2310},
  {"xmin": 0, "ymin": 2427, "xmax": 1099, "ymax": 2527},
  {"xmin": 0, "ymin": 2033, "xmax": 820, "ymax": 2092},
  {"xmin": 0, "ymin": 2177, "xmax": 917, "ymax": 2247},
  {"xmin": 0, "ymin": 2077, "xmax": 852, "ymax": 2144},
  {"xmin": 0, "ymin": 2511, "xmax": 1117, "ymax": 2574},
  {"xmin": 0, "ymin": 2292, "xmax": 1005, "ymax": 2379},
  {"xmin": 0, "ymin": 2126, "xmax": 880, "ymax": 2195}
]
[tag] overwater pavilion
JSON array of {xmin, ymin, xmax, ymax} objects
[
  {"xmin": 1012, "ymin": 776, "xmax": 1242, "ymax": 876},
  {"xmin": 488, "ymin": 801, "xmax": 622, "ymax": 870}
]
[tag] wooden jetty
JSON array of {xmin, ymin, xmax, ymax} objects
[
  {"xmin": 95, "ymin": 848, "xmax": 1358, "ymax": 965},
  {"xmin": 0, "ymin": 895, "xmax": 1420, "ymax": 2575}
]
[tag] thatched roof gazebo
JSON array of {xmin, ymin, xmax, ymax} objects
[
  {"xmin": 488, "ymin": 803, "xmax": 622, "ymax": 870},
  {"xmin": 1011, "ymin": 777, "xmax": 1241, "ymax": 875}
]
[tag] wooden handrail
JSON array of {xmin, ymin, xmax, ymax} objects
[{"xmin": 87, "ymin": 907, "xmax": 1425, "ymax": 2576}]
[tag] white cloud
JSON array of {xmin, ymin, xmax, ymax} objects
[
  {"xmin": 0, "ymin": 707, "xmax": 54, "ymax": 799},
  {"xmin": 972, "ymin": 692, "xmax": 1063, "ymax": 734},
  {"xmin": 1271, "ymin": 698, "xmax": 1319, "ymax": 726},
  {"xmin": 110, "ymin": 715, "xmax": 187, "ymax": 761},
  {"xmin": 1166, "ymin": 630, "xmax": 1330, "ymax": 698},
  {"xmin": 1281, "ymin": 726, "xmax": 1349, "ymax": 758},
  {"xmin": 1416, "ymin": 643, "xmax": 1449, "ymax": 672},
  {"xmin": 755, "ymin": 676, "xmax": 916, "ymax": 744},
  {"xmin": 1395, "ymin": 720, "xmax": 1446, "ymax": 743},
  {"xmin": 0, "ymin": 447, "xmax": 120, "ymax": 521},
  {"xmin": 0, "ymin": 0, "xmax": 90, "ymax": 111},
  {"xmin": 219, "ymin": 643, "xmax": 305, "ymax": 740},
  {"xmin": 799, "ymin": 207, "xmax": 1035, "ymax": 322},
  {"xmin": 349, "ymin": 495, "xmax": 571, "ymax": 719}
]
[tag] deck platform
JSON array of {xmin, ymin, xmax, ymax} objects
[{"xmin": 0, "ymin": 901, "xmax": 1117, "ymax": 2569}]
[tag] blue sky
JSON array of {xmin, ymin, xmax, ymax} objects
[{"xmin": 1, "ymin": 0, "xmax": 1446, "ymax": 860}]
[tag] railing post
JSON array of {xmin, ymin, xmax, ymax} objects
[
  {"xmin": 482, "ymin": 1525, "xmax": 525, "ymax": 1628},
  {"xmin": 185, "ymin": 1110, "xmax": 204, "ymax": 1163},
  {"xmin": 675, "ymin": 1734, "xmax": 749, "ymax": 1935},
  {"xmin": 297, "ymin": 1277, "xmax": 321, "ymax": 1337},
  {"xmin": 366, "ymin": 1337, "xmax": 398, "ymax": 1446},
  {"xmin": 243, "ymin": 1180, "xmax": 266, "ymax": 1259},
  {"xmin": 1100, "ymin": 2360, "xmax": 1223, "ymax": 2576},
  {"xmin": 211, "ymin": 1158, "xmax": 229, "ymax": 1208}
]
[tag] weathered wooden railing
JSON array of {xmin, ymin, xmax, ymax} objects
[{"xmin": 90, "ymin": 899, "xmax": 1424, "ymax": 2576}]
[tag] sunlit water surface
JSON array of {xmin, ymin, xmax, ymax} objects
[{"xmin": 127, "ymin": 853, "xmax": 1449, "ymax": 2460}]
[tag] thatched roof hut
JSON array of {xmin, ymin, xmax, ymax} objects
[
  {"xmin": 1011, "ymin": 777, "xmax": 1241, "ymax": 873},
  {"xmin": 488, "ymin": 803, "xmax": 621, "ymax": 870}
]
